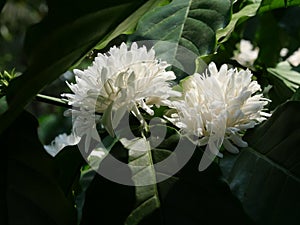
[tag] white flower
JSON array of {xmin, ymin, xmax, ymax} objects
[
  {"xmin": 44, "ymin": 132, "xmax": 81, "ymax": 157},
  {"xmin": 287, "ymin": 48, "xmax": 300, "ymax": 67},
  {"xmin": 280, "ymin": 47, "xmax": 300, "ymax": 67},
  {"xmin": 233, "ymin": 39, "xmax": 259, "ymax": 67},
  {"xmin": 280, "ymin": 48, "xmax": 289, "ymax": 58},
  {"xmin": 60, "ymin": 42, "xmax": 180, "ymax": 151},
  {"xmin": 166, "ymin": 62, "xmax": 270, "ymax": 170}
]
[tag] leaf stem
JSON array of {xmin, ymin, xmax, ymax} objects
[
  {"xmin": 35, "ymin": 94, "xmax": 71, "ymax": 108},
  {"xmin": 35, "ymin": 94, "xmax": 103, "ymax": 116}
]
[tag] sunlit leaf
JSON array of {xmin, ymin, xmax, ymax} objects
[
  {"xmin": 217, "ymin": 1, "xmax": 261, "ymax": 43},
  {"xmin": 267, "ymin": 61, "xmax": 300, "ymax": 91},
  {"xmin": 129, "ymin": 0, "xmax": 232, "ymax": 74}
]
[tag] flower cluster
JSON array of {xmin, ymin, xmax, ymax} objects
[
  {"xmin": 45, "ymin": 42, "xmax": 180, "ymax": 154},
  {"xmin": 166, "ymin": 63, "xmax": 270, "ymax": 157},
  {"xmin": 45, "ymin": 42, "xmax": 270, "ymax": 167}
]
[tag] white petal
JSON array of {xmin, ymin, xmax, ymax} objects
[
  {"xmin": 44, "ymin": 132, "xmax": 81, "ymax": 157},
  {"xmin": 230, "ymin": 134, "xmax": 248, "ymax": 147},
  {"xmin": 208, "ymin": 62, "xmax": 218, "ymax": 76},
  {"xmin": 223, "ymin": 139, "xmax": 239, "ymax": 154}
]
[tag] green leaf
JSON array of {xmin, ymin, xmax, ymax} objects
[
  {"xmin": 120, "ymin": 137, "xmax": 160, "ymax": 225},
  {"xmin": 129, "ymin": 0, "xmax": 232, "ymax": 72},
  {"xmin": 216, "ymin": 1, "xmax": 261, "ymax": 43},
  {"xmin": 0, "ymin": 111, "xmax": 77, "ymax": 225},
  {"xmin": 258, "ymin": 0, "xmax": 300, "ymax": 13},
  {"xmin": 226, "ymin": 101, "xmax": 300, "ymax": 225},
  {"xmin": 0, "ymin": 0, "xmax": 145, "ymax": 135},
  {"xmin": 267, "ymin": 61, "xmax": 300, "ymax": 91},
  {"xmin": 266, "ymin": 61, "xmax": 300, "ymax": 109}
]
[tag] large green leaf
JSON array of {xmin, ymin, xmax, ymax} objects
[
  {"xmin": 0, "ymin": 0, "xmax": 150, "ymax": 135},
  {"xmin": 122, "ymin": 126, "xmax": 191, "ymax": 225},
  {"xmin": 122, "ymin": 137, "xmax": 161, "ymax": 225},
  {"xmin": 225, "ymin": 101, "xmax": 300, "ymax": 225},
  {"xmin": 129, "ymin": 0, "xmax": 232, "ymax": 73},
  {"xmin": 0, "ymin": 111, "xmax": 79, "ymax": 225}
]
